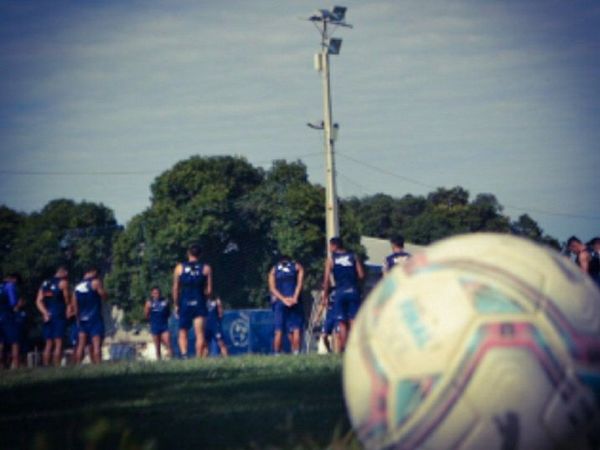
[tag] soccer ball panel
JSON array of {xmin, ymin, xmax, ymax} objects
[{"xmin": 344, "ymin": 233, "xmax": 600, "ymax": 450}]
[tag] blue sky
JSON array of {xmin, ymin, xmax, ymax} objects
[{"xmin": 0, "ymin": 0, "xmax": 598, "ymax": 242}]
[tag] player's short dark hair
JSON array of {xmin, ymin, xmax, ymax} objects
[
  {"xmin": 567, "ymin": 236, "xmax": 581, "ymax": 246},
  {"xmin": 329, "ymin": 237, "xmax": 343, "ymax": 248},
  {"xmin": 587, "ymin": 237, "xmax": 600, "ymax": 247},
  {"xmin": 188, "ymin": 243, "xmax": 202, "ymax": 257},
  {"xmin": 85, "ymin": 265, "xmax": 100, "ymax": 275},
  {"xmin": 391, "ymin": 235, "xmax": 405, "ymax": 247},
  {"xmin": 150, "ymin": 285, "xmax": 161, "ymax": 292}
]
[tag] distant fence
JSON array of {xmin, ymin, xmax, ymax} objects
[{"xmin": 170, "ymin": 308, "xmax": 286, "ymax": 358}]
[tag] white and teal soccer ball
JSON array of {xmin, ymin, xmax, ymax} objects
[{"xmin": 344, "ymin": 233, "xmax": 600, "ymax": 450}]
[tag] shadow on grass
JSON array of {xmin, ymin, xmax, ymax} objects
[{"xmin": 0, "ymin": 357, "xmax": 359, "ymax": 450}]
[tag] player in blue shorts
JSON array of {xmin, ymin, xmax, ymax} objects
[
  {"xmin": 268, "ymin": 255, "xmax": 304, "ymax": 354},
  {"xmin": 144, "ymin": 286, "xmax": 171, "ymax": 360},
  {"xmin": 74, "ymin": 266, "xmax": 108, "ymax": 364},
  {"xmin": 322, "ymin": 237, "xmax": 364, "ymax": 352},
  {"xmin": 35, "ymin": 265, "xmax": 71, "ymax": 366},
  {"xmin": 316, "ymin": 288, "xmax": 337, "ymax": 353},
  {"xmin": 0, "ymin": 273, "xmax": 24, "ymax": 369},
  {"xmin": 203, "ymin": 296, "xmax": 228, "ymax": 357},
  {"xmin": 383, "ymin": 235, "xmax": 412, "ymax": 274},
  {"xmin": 172, "ymin": 244, "xmax": 212, "ymax": 358}
]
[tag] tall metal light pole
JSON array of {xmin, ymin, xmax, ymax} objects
[{"xmin": 307, "ymin": 6, "xmax": 352, "ymax": 245}]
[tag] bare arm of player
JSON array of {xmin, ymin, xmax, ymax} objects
[
  {"xmin": 66, "ymin": 292, "xmax": 75, "ymax": 319},
  {"xmin": 93, "ymin": 278, "xmax": 108, "ymax": 301},
  {"xmin": 217, "ymin": 298, "xmax": 224, "ymax": 319},
  {"xmin": 355, "ymin": 257, "xmax": 365, "ymax": 281},
  {"xmin": 203, "ymin": 264, "xmax": 213, "ymax": 298},
  {"xmin": 35, "ymin": 288, "xmax": 50, "ymax": 322},
  {"xmin": 144, "ymin": 300, "xmax": 151, "ymax": 320},
  {"xmin": 293, "ymin": 263, "xmax": 304, "ymax": 305},
  {"xmin": 268, "ymin": 268, "xmax": 290, "ymax": 306},
  {"xmin": 172, "ymin": 263, "xmax": 182, "ymax": 312},
  {"xmin": 322, "ymin": 258, "xmax": 333, "ymax": 301},
  {"xmin": 60, "ymin": 278, "xmax": 71, "ymax": 310}
]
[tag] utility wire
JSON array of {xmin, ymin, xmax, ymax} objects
[{"xmin": 336, "ymin": 152, "xmax": 600, "ymax": 222}]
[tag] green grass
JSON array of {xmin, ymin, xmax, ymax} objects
[{"xmin": 0, "ymin": 355, "xmax": 360, "ymax": 450}]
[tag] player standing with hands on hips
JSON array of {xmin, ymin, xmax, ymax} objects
[
  {"xmin": 172, "ymin": 244, "xmax": 212, "ymax": 358},
  {"xmin": 74, "ymin": 266, "xmax": 108, "ymax": 364},
  {"xmin": 36, "ymin": 265, "xmax": 71, "ymax": 367},
  {"xmin": 322, "ymin": 237, "xmax": 364, "ymax": 353}
]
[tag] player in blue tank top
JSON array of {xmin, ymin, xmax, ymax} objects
[
  {"xmin": 35, "ymin": 265, "xmax": 71, "ymax": 366},
  {"xmin": 173, "ymin": 243, "xmax": 212, "ymax": 358},
  {"xmin": 322, "ymin": 237, "xmax": 364, "ymax": 353},
  {"xmin": 586, "ymin": 237, "xmax": 600, "ymax": 288},
  {"xmin": 203, "ymin": 296, "xmax": 228, "ymax": 357},
  {"xmin": 74, "ymin": 266, "xmax": 108, "ymax": 364},
  {"xmin": 383, "ymin": 235, "xmax": 412, "ymax": 274},
  {"xmin": 0, "ymin": 273, "xmax": 24, "ymax": 369},
  {"xmin": 268, "ymin": 255, "xmax": 304, "ymax": 354},
  {"xmin": 144, "ymin": 286, "xmax": 171, "ymax": 360},
  {"xmin": 316, "ymin": 287, "xmax": 337, "ymax": 353}
]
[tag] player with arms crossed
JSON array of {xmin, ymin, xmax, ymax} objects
[
  {"xmin": 268, "ymin": 255, "xmax": 304, "ymax": 354},
  {"xmin": 144, "ymin": 286, "xmax": 171, "ymax": 360},
  {"xmin": 322, "ymin": 237, "xmax": 364, "ymax": 353},
  {"xmin": 36, "ymin": 265, "xmax": 71, "ymax": 367},
  {"xmin": 74, "ymin": 266, "xmax": 108, "ymax": 364},
  {"xmin": 172, "ymin": 244, "xmax": 212, "ymax": 358}
]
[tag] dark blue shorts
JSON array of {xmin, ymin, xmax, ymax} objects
[
  {"xmin": 43, "ymin": 317, "xmax": 67, "ymax": 340},
  {"xmin": 205, "ymin": 322, "xmax": 223, "ymax": 342},
  {"xmin": 151, "ymin": 322, "xmax": 169, "ymax": 336},
  {"xmin": 272, "ymin": 300, "xmax": 287, "ymax": 332},
  {"xmin": 286, "ymin": 303, "xmax": 303, "ymax": 333},
  {"xmin": 178, "ymin": 303, "xmax": 207, "ymax": 330},
  {"xmin": 333, "ymin": 287, "xmax": 361, "ymax": 323},
  {"xmin": 78, "ymin": 318, "xmax": 105, "ymax": 338},
  {"xmin": 0, "ymin": 318, "xmax": 19, "ymax": 345}
]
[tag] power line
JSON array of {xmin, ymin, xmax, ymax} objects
[
  {"xmin": 0, "ymin": 170, "xmax": 156, "ymax": 176},
  {"xmin": 336, "ymin": 152, "xmax": 600, "ymax": 222}
]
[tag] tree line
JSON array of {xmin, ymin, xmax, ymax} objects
[{"xmin": 0, "ymin": 155, "xmax": 559, "ymax": 325}]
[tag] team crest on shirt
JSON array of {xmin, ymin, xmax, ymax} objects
[
  {"xmin": 335, "ymin": 255, "xmax": 353, "ymax": 266},
  {"xmin": 75, "ymin": 282, "xmax": 90, "ymax": 293}
]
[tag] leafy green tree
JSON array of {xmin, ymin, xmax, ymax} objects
[
  {"xmin": 107, "ymin": 156, "xmax": 269, "ymax": 322},
  {"xmin": 1, "ymin": 199, "xmax": 119, "ymax": 325},
  {"xmin": 0, "ymin": 205, "xmax": 25, "ymax": 266}
]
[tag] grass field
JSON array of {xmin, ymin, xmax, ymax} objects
[{"xmin": 0, "ymin": 355, "xmax": 360, "ymax": 450}]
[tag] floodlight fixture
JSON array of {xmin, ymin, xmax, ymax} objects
[
  {"xmin": 307, "ymin": 121, "xmax": 325, "ymax": 130},
  {"xmin": 328, "ymin": 38, "xmax": 342, "ymax": 55},
  {"xmin": 307, "ymin": 5, "xmax": 352, "ymax": 28}
]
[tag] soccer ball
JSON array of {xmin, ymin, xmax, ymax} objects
[{"xmin": 344, "ymin": 233, "xmax": 600, "ymax": 450}]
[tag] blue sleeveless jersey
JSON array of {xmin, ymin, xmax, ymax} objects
[
  {"xmin": 274, "ymin": 260, "xmax": 297, "ymax": 297},
  {"xmin": 332, "ymin": 252, "xmax": 358, "ymax": 290},
  {"xmin": 41, "ymin": 277, "xmax": 67, "ymax": 319},
  {"xmin": 385, "ymin": 251, "xmax": 411, "ymax": 270},
  {"xmin": 0, "ymin": 281, "xmax": 19, "ymax": 320},
  {"xmin": 75, "ymin": 278, "xmax": 102, "ymax": 322},
  {"xmin": 179, "ymin": 262, "xmax": 206, "ymax": 307},
  {"xmin": 149, "ymin": 297, "xmax": 169, "ymax": 328}
]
